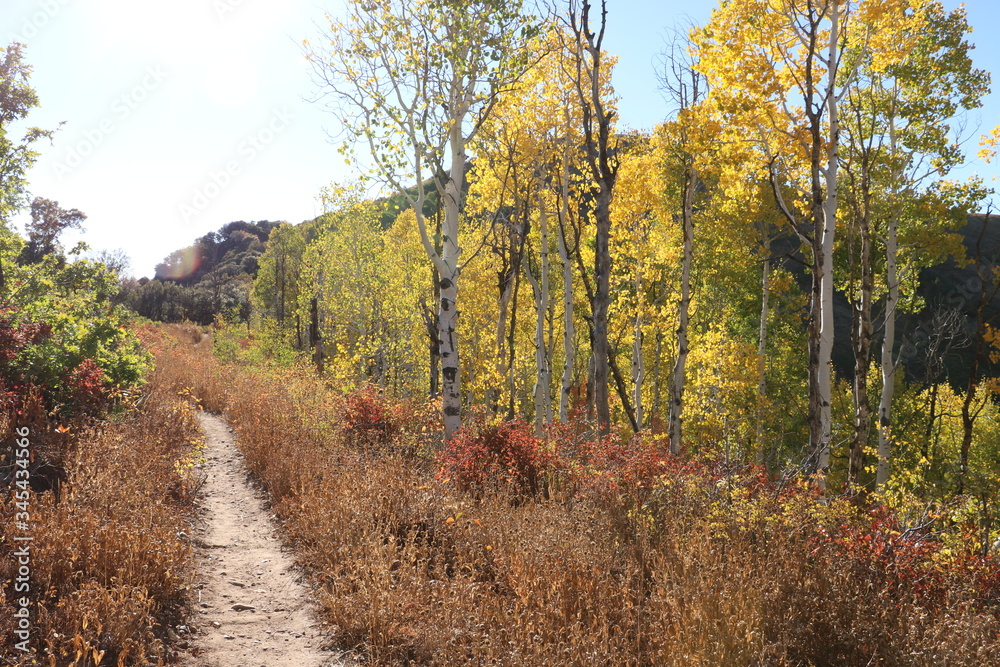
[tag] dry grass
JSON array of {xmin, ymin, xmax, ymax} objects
[
  {"xmin": 0, "ymin": 323, "xmax": 204, "ymax": 666},
  {"xmin": 148, "ymin": 324, "xmax": 1000, "ymax": 666}
]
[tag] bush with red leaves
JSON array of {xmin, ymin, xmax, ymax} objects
[
  {"xmin": 0, "ymin": 311, "xmax": 52, "ymax": 364},
  {"xmin": 585, "ymin": 434, "xmax": 674, "ymax": 492},
  {"xmin": 0, "ymin": 308, "xmax": 54, "ymax": 413},
  {"xmin": 340, "ymin": 383, "xmax": 399, "ymax": 450},
  {"xmin": 437, "ymin": 417, "xmax": 558, "ymax": 497},
  {"xmin": 64, "ymin": 358, "xmax": 108, "ymax": 411},
  {"xmin": 0, "ymin": 305, "xmax": 114, "ymax": 417},
  {"xmin": 809, "ymin": 504, "xmax": 1000, "ymax": 612},
  {"xmin": 550, "ymin": 429, "xmax": 685, "ymax": 502}
]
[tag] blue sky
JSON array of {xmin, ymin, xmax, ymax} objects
[{"xmin": 1, "ymin": 0, "xmax": 998, "ymax": 278}]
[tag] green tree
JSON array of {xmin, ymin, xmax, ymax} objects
[
  {"xmin": 696, "ymin": 0, "xmax": 907, "ymax": 483},
  {"xmin": 848, "ymin": 1, "xmax": 990, "ymax": 489},
  {"xmin": 16, "ymin": 197, "xmax": 86, "ymax": 265},
  {"xmin": 253, "ymin": 222, "xmax": 307, "ymax": 344},
  {"xmin": 0, "ymin": 43, "xmax": 57, "ymax": 292}
]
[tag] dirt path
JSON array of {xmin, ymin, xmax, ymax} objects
[{"xmin": 175, "ymin": 411, "xmax": 349, "ymax": 667}]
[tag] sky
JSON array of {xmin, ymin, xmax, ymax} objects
[{"xmin": 1, "ymin": 0, "xmax": 998, "ymax": 279}]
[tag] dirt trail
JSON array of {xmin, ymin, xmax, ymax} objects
[{"xmin": 175, "ymin": 411, "xmax": 349, "ymax": 667}]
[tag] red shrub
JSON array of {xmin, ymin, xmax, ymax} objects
[
  {"xmin": 951, "ymin": 553, "xmax": 1000, "ymax": 605},
  {"xmin": 568, "ymin": 431, "xmax": 683, "ymax": 499},
  {"xmin": 807, "ymin": 504, "xmax": 1000, "ymax": 611},
  {"xmin": 64, "ymin": 358, "xmax": 108, "ymax": 411},
  {"xmin": 437, "ymin": 417, "xmax": 557, "ymax": 497},
  {"xmin": 0, "ymin": 308, "xmax": 53, "ymax": 413},
  {"xmin": 820, "ymin": 506, "xmax": 941, "ymax": 594},
  {"xmin": 340, "ymin": 383, "xmax": 399, "ymax": 450},
  {"xmin": 0, "ymin": 314, "xmax": 51, "ymax": 363}
]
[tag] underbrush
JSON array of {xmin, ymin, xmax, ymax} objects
[
  {"xmin": 156, "ymin": 323, "xmax": 1000, "ymax": 666},
  {"xmin": 0, "ymin": 323, "xmax": 203, "ymax": 666}
]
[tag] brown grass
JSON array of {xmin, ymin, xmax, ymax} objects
[
  {"xmin": 144, "ymin": 325, "xmax": 1000, "ymax": 666},
  {"xmin": 0, "ymin": 323, "xmax": 204, "ymax": 666}
]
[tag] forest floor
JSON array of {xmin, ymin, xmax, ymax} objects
[{"xmin": 174, "ymin": 411, "xmax": 353, "ymax": 667}]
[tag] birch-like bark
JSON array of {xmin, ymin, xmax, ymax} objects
[
  {"xmin": 876, "ymin": 207, "xmax": 898, "ymax": 488},
  {"xmin": 631, "ymin": 303, "xmax": 645, "ymax": 429},
  {"xmin": 812, "ymin": 0, "xmax": 842, "ymax": 481},
  {"xmin": 313, "ymin": 1, "xmax": 541, "ymax": 441},
  {"xmin": 652, "ymin": 332, "xmax": 663, "ymax": 426},
  {"xmin": 438, "ymin": 122, "xmax": 465, "ymax": 442},
  {"xmin": 668, "ymin": 159, "xmax": 695, "ymax": 455},
  {"xmin": 849, "ymin": 196, "xmax": 873, "ymax": 484},
  {"xmin": 876, "ymin": 116, "xmax": 902, "ymax": 490},
  {"xmin": 525, "ymin": 197, "xmax": 552, "ymax": 433},
  {"xmin": 556, "ymin": 160, "xmax": 576, "ymax": 423},
  {"xmin": 494, "ymin": 274, "xmax": 514, "ymax": 403},
  {"xmin": 314, "ymin": 272, "xmax": 327, "ymax": 375},
  {"xmin": 756, "ymin": 226, "xmax": 771, "ymax": 465}
]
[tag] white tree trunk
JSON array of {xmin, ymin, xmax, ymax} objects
[
  {"xmin": 557, "ymin": 152, "xmax": 576, "ymax": 423},
  {"xmin": 668, "ymin": 161, "xmax": 695, "ymax": 455},
  {"xmin": 526, "ymin": 197, "xmax": 552, "ymax": 433},
  {"xmin": 438, "ymin": 124, "xmax": 465, "ymax": 442},
  {"xmin": 814, "ymin": 0, "xmax": 841, "ymax": 480},
  {"xmin": 756, "ymin": 229, "xmax": 771, "ymax": 464},
  {"xmin": 877, "ymin": 210, "xmax": 899, "ymax": 489},
  {"xmin": 632, "ymin": 278, "xmax": 645, "ymax": 428}
]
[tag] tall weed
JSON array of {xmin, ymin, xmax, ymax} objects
[
  {"xmin": 0, "ymin": 323, "xmax": 203, "ymax": 666},
  {"xmin": 155, "ymin": 323, "xmax": 1000, "ymax": 666}
]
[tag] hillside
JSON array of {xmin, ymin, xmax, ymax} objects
[{"xmin": 124, "ymin": 220, "xmax": 280, "ymax": 325}]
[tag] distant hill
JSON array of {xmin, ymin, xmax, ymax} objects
[
  {"xmin": 124, "ymin": 220, "xmax": 281, "ymax": 325},
  {"xmin": 778, "ymin": 212, "xmax": 1000, "ymax": 389},
  {"xmin": 119, "ymin": 181, "xmax": 435, "ymax": 326},
  {"xmin": 154, "ymin": 220, "xmax": 279, "ymax": 285},
  {"xmin": 904, "ymin": 213, "xmax": 1000, "ymax": 389}
]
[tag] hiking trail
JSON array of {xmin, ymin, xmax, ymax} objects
[{"xmin": 174, "ymin": 411, "xmax": 352, "ymax": 667}]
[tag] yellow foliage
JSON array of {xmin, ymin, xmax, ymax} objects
[
  {"xmin": 978, "ymin": 125, "xmax": 1000, "ymax": 164},
  {"xmin": 684, "ymin": 327, "xmax": 762, "ymax": 454}
]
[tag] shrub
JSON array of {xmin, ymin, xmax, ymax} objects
[
  {"xmin": 145, "ymin": 324, "xmax": 1000, "ymax": 666},
  {"xmin": 63, "ymin": 358, "xmax": 108, "ymax": 412},
  {"xmin": 577, "ymin": 431, "xmax": 677, "ymax": 498},
  {"xmin": 340, "ymin": 383, "xmax": 399, "ymax": 451},
  {"xmin": 0, "ymin": 327, "xmax": 200, "ymax": 666},
  {"xmin": 437, "ymin": 417, "xmax": 558, "ymax": 497}
]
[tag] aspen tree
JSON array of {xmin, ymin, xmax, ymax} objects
[
  {"xmin": 836, "ymin": 0, "xmax": 988, "ymax": 486},
  {"xmin": 697, "ymin": 0, "xmax": 873, "ymax": 482},
  {"xmin": 658, "ymin": 26, "xmax": 708, "ymax": 454},
  {"xmin": 309, "ymin": 0, "xmax": 540, "ymax": 440},
  {"xmin": 565, "ymin": 0, "xmax": 618, "ymax": 435},
  {"xmin": 870, "ymin": 3, "xmax": 989, "ymax": 488}
]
